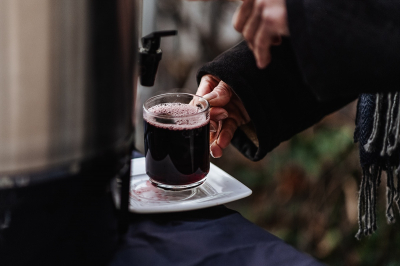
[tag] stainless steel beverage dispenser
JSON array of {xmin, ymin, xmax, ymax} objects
[
  {"xmin": 0, "ymin": 0, "xmax": 139, "ymax": 184},
  {"xmin": 0, "ymin": 0, "xmax": 138, "ymax": 265}
]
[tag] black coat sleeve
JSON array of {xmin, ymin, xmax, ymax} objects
[
  {"xmin": 197, "ymin": 40, "xmax": 356, "ymax": 161},
  {"xmin": 286, "ymin": 0, "xmax": 400, "ymax": 101}
]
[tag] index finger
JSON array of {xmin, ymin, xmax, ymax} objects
[{"xmin": 232, "ymin": 0, "xmax": 255, "ymax": 33}]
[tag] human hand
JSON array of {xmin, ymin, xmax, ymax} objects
[
  {"xmin": 233, "ymin": 0, "xmax": 289, "ymax": 68},
  {"xmin": 197, "ymin": 74, "xmax": 251, "ymax": 158}
]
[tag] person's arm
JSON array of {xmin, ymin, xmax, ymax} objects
[
  {"xmin": 197, "ymin": 39, "xmax": 356, "ymax": 161},
  {"xmin": 286, "ymin": 0, "xmax": 400, "ymax": 101}
]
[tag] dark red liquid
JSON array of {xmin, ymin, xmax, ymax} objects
[{"xmin": 144, "ymin": 104, "xmax": 210, "ymax": 186}]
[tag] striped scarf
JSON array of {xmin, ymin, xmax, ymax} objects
[{"xmin": 354, "ymin": 93, "xmax": 400, "ymax": 239}]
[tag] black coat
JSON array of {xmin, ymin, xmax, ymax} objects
[{"xmin": 197, "ymin": 1, "xmax": 400, "ymax": 161}]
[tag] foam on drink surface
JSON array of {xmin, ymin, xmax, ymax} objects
[{"xmin": 145, "ymin": 103, "xmax": 209, "ymax": 130}]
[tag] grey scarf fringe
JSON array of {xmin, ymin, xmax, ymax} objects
[{"xmin": 356, "ymin": 92, "xmax": 400, "ymax": 240}]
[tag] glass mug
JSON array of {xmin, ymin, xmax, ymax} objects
[{"xmin": 143, "ymin": 93, "xmax": 210, "ymax": 190}]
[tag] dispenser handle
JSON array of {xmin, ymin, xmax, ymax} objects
[{"xmin": 139, "ymin": 30, "xmax": 178, "ymax": 87}]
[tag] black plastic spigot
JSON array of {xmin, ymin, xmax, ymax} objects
[{"xmin": 139, "ymin": 30, "xmax": 177, "ymax": 87}]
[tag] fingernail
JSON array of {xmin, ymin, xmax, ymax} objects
[
  {"xmin": 210, "ymin": 141, "xmax": 216, "ymax": 158},
  {"xmin": 210, "ymin": 141, "xmax": 221, "ymax": 158},
  {"xmin": 203, "ymin": 91, "xmax": 218, "ymax": 102},
  {"xmin": 210, "ymin": 122, "xmax": 217, "ymax": 132},
  {"xmin": 215, "ymin": 112, "xmax": 228, "ymax": 121},
  {"xmin": 210, "ymin": 148, "xmax": 216, "ymax": 158}
]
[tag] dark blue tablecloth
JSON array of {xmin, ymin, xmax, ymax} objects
[{"xmin": 110, "ymin": 206, "xmax": 323, "ymax": 266}]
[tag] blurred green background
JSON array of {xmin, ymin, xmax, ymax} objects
[{"xmin": 136, "ymin": 1, "xmax": 400, "ymax": 265}]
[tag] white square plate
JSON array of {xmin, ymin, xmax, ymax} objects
[{"xmin": 113, "ymin": 157, "xmax": 252, "ymax": 213}]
